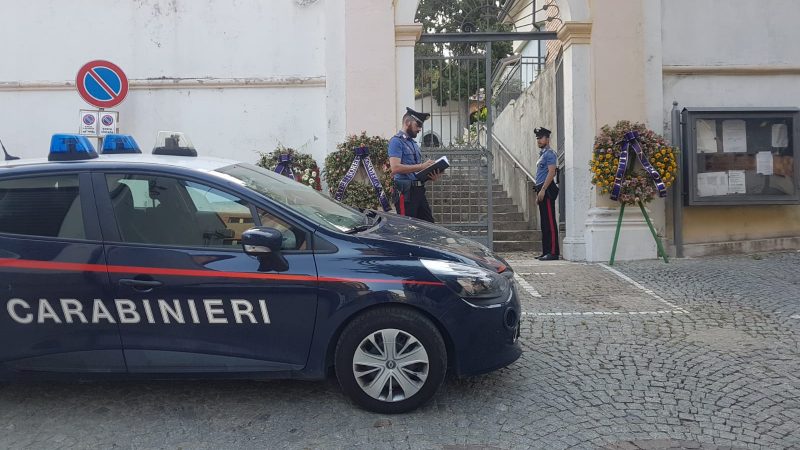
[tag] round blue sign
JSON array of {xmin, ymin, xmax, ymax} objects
[{"xmin": 76, "ymin": 60, "xmax": 129, "ymax": 108}]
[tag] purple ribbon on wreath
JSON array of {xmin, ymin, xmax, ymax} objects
[
  {"xmin": 274, "ymin": 153, "xmax": 294, "ymax": 179},
  {"xmin": 334, "ymin": 146, "xmax": 391, "ymax": 212},
  {"xmin": 610, "ymin": 131, "xmax": 668, "ymax": 202}
]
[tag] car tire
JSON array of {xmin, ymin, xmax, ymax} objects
[{"xmin": 334, "ymin": 306, "xmax": 447, "ymax": 414}]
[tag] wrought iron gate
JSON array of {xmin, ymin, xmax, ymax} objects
[
  {"xmin": 415, "ymin": 49, "xmax": 495, "ymax": 248},
  {"xmin": 414, "ymin": 4, "xmax": 559, "ymax": 250}
]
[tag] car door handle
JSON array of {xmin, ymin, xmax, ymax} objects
[{"xmin": 119, "ymin": 278, "xmax": 163, "ymax": 291}]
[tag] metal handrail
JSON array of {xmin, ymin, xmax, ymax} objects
[
  {"xmin": 492, "ymin": 133, "xmax": 537, "ymax": 184},
  {"xmin": 493, "ymin": 56, "xmax": 545, "ymax": 115}
]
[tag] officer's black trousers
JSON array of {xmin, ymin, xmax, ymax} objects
[
  {"xmin": 395, "ymin": 185, "xmax": 435, "ymax": 223},
  {"xmin": 537, "ymin": 184, "xmax": 560, "ymax": 256}
]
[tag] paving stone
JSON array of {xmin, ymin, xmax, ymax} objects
[{"xmin": 0, "ymin": 251, "xmax": 797, "ymax": 448}]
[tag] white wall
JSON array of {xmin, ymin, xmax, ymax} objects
[
  {"xmin": 661, "ymin": 0, "xmax": 800, "ymax": 122},
  {"xmin": 0, "ymin": 0, "xmax": 330, "ymax": 164},
  {"xmin": 661, "ymin": 0, "xmax": 800, "ymax": 68}
]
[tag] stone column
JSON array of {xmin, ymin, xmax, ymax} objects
[
  {"xmin": 325, "ymin": 0, "xmax": 347, "ymax": 152},
  {"xmin": 394, "ymin": 24, "xmax": 422, "ymax": 125},
  {"xmin": 394, "ymin": 0, "xmax": 422, "ymax": 126},
  {"xmin": 558, "ymin": 22, "xmax": 594, "ymax": 261}
]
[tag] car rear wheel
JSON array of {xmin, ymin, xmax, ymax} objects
[{"xmin": 334, "ymin": 306, "xmax": 447, "ymax": 414}]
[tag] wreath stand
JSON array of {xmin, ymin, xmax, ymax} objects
[
  {"xmin": 608, "ymin": 201, "xmax": 669, "ymax": 266},
  {"xmin": 608, "ymin": 141, "xmax": 669, "ymax": 266}
]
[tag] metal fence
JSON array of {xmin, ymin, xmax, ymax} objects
[{"xmin": 493, "ymin": 56, "xmax": 545, "ymax": 115}]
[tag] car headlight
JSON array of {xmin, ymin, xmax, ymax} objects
[{"xmin": 420, "ymin": 259, "xmax": 510, "ymax": 300}]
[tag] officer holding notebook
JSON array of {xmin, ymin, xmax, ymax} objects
[{"xmin": 388, "ymin": 107, "xmax": 444, "ymax": 223}]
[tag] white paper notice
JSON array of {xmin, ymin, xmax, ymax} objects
[
  {"xmin": 697, "ymin": 172, "xmax": 728, "ymax": 197},
  {"xmin": 727, "ymin": 170, "xmax": 746, "ymax": 194},
  {"xmin": 772, "ymin": 124, "xmax": 788, "ymax": 148},
  {"xmin": 722, "ymin": 120, "xmax": 747, "ymax": 153},
  {"xmin": 756, "ymin": 151, "xmax": 774, "ymax": 175},
  {"xmin": 696, "ymin": 119, "xmax": 717, "ymax": 153}
]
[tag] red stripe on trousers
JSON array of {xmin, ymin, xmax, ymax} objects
[
  {"xmin": 399, "ymin": 194, "xmax": 406, "ymax": 215},
  {"xmin": 546, "ymin": 199, "xmax": 557, "ymax": 254}
]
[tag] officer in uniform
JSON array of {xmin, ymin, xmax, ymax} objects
[
  {"xmin": 388, "ymin": 107, "xmax": 441, "ymax": 222},
  {"xmin": 533, "ymin": 127, "xmax": 560, "ymax": 260}
]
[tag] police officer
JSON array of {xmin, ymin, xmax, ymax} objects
[
  {"xmin": 534, "ymin": 127, "xmax": 559, "ymax": 260},
  {"xmin": 388, "ymin": 107, "xmax": 441, "ymax": 223}
]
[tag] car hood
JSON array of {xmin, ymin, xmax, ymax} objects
[{"xmin": 358, "ymin": 213, "xmax": 509, "ymax": 272}]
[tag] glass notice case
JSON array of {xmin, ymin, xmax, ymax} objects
[{"xmin": 682, "ymin": 108, "xmax": 799, "ymax": 205}]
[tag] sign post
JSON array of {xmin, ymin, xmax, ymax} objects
[{"xmin": 75, "ymin": 60, "xmax": 128, "ymax": 149}]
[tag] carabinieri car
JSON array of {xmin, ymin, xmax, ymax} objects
[{"xmin": 0, "ymin": 133, "xmax": 521, "ymax": 413}]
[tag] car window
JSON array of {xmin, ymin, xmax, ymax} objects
[
  {"xmin": 216, "ymin": 163, "xmax": 366, "ymax": 233},
  {"xmin": 105, "ymin": 174, "xmax": 253, "ymax": 248},
  {"xmin": 0, "ymin": 175, "xmax": 84, "ymax": 239},
  {"xmin": 256, "ymin": 207, "xmax": 308, "ymax": 251}
]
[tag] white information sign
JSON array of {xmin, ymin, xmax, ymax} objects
[
  {"xmin": 79, "ymin": 110, "xmax": 98, "ymax": 136},
  {"xmin": 99, "ymin": 111, "xmax": 119, "ymax": 136}
]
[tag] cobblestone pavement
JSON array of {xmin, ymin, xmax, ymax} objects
[{"xmin": 0, "ymin": 252, "xmax": 798, "ymax": 449}]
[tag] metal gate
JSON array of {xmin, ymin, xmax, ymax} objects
[
  {"xmin": 415, "ymin": 17, "xmax": 558, "ymax": 250},
  {"xmin": 415, "ymin": 51, "xmax": 494, "ymax": 247}
]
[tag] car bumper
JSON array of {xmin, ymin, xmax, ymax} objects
[{"xmin": 444, "ymin": 283, "xmax": 523, "ymax": 377}]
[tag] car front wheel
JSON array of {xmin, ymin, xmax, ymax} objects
[{"xmin": 334, "ymin": 306, "xmax": 447, "ymax": 414}]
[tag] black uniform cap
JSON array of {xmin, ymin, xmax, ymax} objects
[
  {"xmin": 534, "ymin": 127, "xmax": 552, "ymax": 138},
  {"xmin": 405, "ymin": 107, "xmax": 431, "ymax": 126}
]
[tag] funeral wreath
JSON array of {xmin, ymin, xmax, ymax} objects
[
  {"xmin": 323, "ymin": 132, "xmax": 393, "ymax": 211},
  {"xmin": 256, "ymin": 144, "xmax": 321, "ymax": 191},
  {"xmin": 590, "ymin": 121, "xmax": 678, "ymax": 205}
]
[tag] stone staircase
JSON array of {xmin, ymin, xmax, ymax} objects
[{"xmin": 426, "ymin": 169, "xmax": 540, "ymax": 252}]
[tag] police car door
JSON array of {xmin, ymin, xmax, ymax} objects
[
  {"xmin": 95, "ymin": 172, "xmax": 318, "ymax": 373},
  {"xmin": 0, "ymin": 172, "xmax": 125, "ymax": 373}
]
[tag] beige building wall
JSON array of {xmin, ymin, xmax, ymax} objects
[
  {"xmin": 660, "ymin": 0, "xmax": 800, "ymax": 255},
  {"xmin": 496, "ymin": 0, "xmax": 799, "ymax": 259}
]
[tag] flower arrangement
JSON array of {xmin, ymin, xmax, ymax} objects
[
  {"xmin": 323, "ymin": 132, "xmax": 393, "ymax": 210},
  {"xmin": 298, "ymin": 168, "xmax": 320, "ymax": 189},
  {"xmin": 256, "ymin": 144, "xmax": 321, "ymax": 190},
  {"xmin": 590, "ymin": 121, "xmax": 678, "ymax": 205}
]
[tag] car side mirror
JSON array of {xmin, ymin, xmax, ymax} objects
[{"xmin": 242, "ymin": 227, "xmax": 283, "ymax": 256}]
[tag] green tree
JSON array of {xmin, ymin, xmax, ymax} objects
[{"xmin": 414, "ymin": 0, "xmax": 513, "ymax": 107}]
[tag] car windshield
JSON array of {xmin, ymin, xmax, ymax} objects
[{"xmin": 216, "ymin": 163, "xmax": 366, "ymax": 233}]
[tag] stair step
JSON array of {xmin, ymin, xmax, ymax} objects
[
  {"xmin": 428, "ymin": 197, "xmax": 514, "ymax": 206},
  {"xmin": 435, "ymin": 211, "xmax": 525, "ymax": 222},
  {"xmin": 494, "ymin": 220, "xmax": 533, "ymax": 231},
  {"xmin": 434, "ymin": 187, "xmax": 499, "ymax": 191},
  {"xmin": 427, "ymin": 189, "xmax": 510, "ymax": 197},
  {"xmin": 432, "ymin": 204, "xmax": 519, "ymax": 214},
  {"xmin": 493, "ymin": 230, "xmax": 540, "ymax": 241},
  {"xmin": 493, "ymin": 240, "xmax": 541, "ymax": 252}
]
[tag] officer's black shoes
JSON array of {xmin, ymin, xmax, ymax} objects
[
  {"xmin": 535, "ymin": 254, "xmax": 546, "ymax": 260},
  {"xmin": 539, "ymin": 254, "xmax": 559, "ymax": 261}
]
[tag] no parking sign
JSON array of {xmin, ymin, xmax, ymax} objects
[
  {"xmin": 76, "ymin": 60, "xmax": 128, "ymax": 108},
  {"xmin": 76, "ymin": 60, "xmax": 125, "ymax": 137}
]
